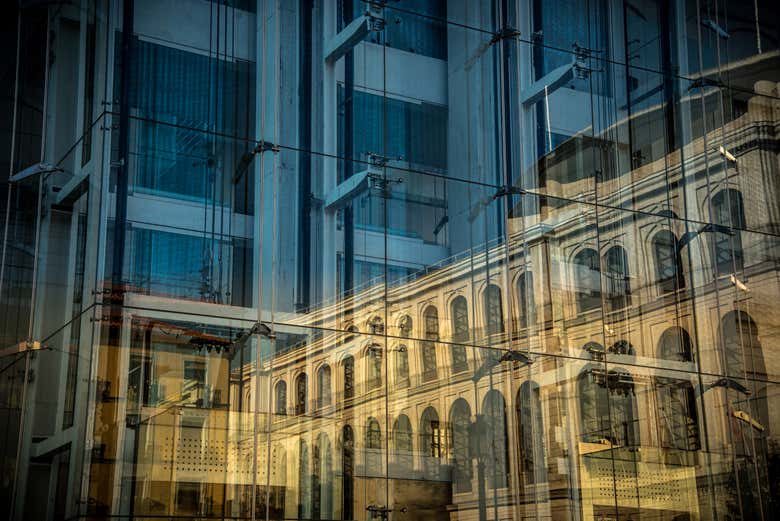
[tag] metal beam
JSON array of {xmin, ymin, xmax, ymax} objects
[
  {"xmin": 53, "ymin": 172, "xmax": 90, "ymax": 209},
  {"xmin": 520, "ymin": 60, "xmax": 575, "ymax": 107},
  {"xmin": 324, "ymin": 5, "xmax": 383, "ymax": 64},
  {"xmin": 324, "ymin": 169, "xmax": 371, "ymax": 210}
]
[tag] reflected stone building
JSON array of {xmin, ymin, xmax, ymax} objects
[{"xmin": 0, "ymin": 1, "xmax": 779, "ymax": 521}]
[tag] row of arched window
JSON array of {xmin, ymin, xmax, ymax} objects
[
  {"xmin": 274, "ymin": 306, "xmax": 762, "ymax": 418},
  {"xmin": 574, "ymin": 188, "xmax": 746, "ymax": 313},
  {"xmin": 282, "ymin": 369, "xmax": 688, "ymax": 511},
  {"xmin": 279, "ymin": 383, "xmax": 541, "ymax": 516},
  {"xmin": 270, "ymin": 312, "xmax": 764, "ymax": 519},
  {"xmin": 331, "ymin": 191, "xmax": 746, "ymax": 372}
]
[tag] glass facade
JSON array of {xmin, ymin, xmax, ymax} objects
[{"xmin": 0, "ymin": 1, "xmax": 779, "ymax": 520}]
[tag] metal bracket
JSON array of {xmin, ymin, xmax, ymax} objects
[
  {"xmin": 489, "ymin": 26, "xmax": 521, "ymax": 45},
  {"xmin": 366, "ymin": 505, "xmax": 407, "ymax": 521},
  {"xmin": 520, "ymin": 43, "xmax": 603, "ymax": 107},
  {"xmin": 367, "ymin": 151, "xmax": 402, "ymax": 168},
  {"xmin": 254, "ymin": 140, "xmax": 280, "ymax": 154},
  {"xmin": 232, "ymin": 141, "xmax": 279, "ymax": 184},
  {"xmin": 686, "ymin": 77, "xmax": 725, "ymax": 91},
  {"xmin": 367, "ymin": 173, "xmax": 402, "ymax": 192}
]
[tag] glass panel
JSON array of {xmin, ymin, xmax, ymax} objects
[
  {"xmin": 2, "ymin": 2, "xmax": 779, "ymax": 521},
  {"xmin": 266, "ymin": 325, "xmax": 386, "ymax": 521}
]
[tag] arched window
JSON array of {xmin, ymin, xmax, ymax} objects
[
  {"xmin": 422, "ymin": 306, "xmax": 439, "ymax": 381},
  {"xmin": 657, "ymin": 327, "xmax": 699, "ymax": 450},
  {"xmin": 711, "ymin": 189, "xmax": 745, "ymax": 274},
  {"xmin": 395, "ymin": 346, "xmax": 409, "ymax": 388},
  {"xmin": 720, "ymin": 312, "xmax": 769, "ymax": 520},
  {"xmin": 317, "ymin": 365, "xmax": 331, "ymax": 408},
  {"xmin": 344, "ymin": 325, "xmax": 359, "ymax": 345},
  {"xmin": 516, "ymin": 271, "xmax": 535, "ymax": 330},
  {"xmin": 270, "ymin": 445, "xmax": 286, "ymax": 518},
  {"xmin": 398, "ymin": 315, "xmax": 412, "ymax": 338},
  {"xmin": 450, "ymin": 297, "xmax": 469, "ymax": 372},
  {"xmin": 653, "ymin": 230, "xmax": 685, "ymax": 293},
  {"xmin": 274, "ymin": 380, "xmax": 287, "ymax": 415},
  {"xmin": 367, "ymin": 345, "xmax": 382, "ymax": 390},
  {"xmin": 517, "ymin": 382, "xmax": 546, "ymax": 484},
  {"xmin": 343, "ymin": 356, "xmax": 355, "ymax": 399},
  {"xmin": 392, "ymin": 415, "xmax": 413, "ymax": 473},
  {"xmin": 579, "ymin": 369, "xmax": 609, "ymax": 442},
  {"xmin": 369, "ymin": 316, "xmax": 384, "ymax": 335},
  {"xmin": 603, "ymin": 245, "xmax": 631, "ymax": 311},
  {"xmin": 341, "ymin": 426, "xmax": 354, "ymax": 520},
  {"xmin": 450, "ymin": 399, "xmax": 472, "ymax": 493},
  {"xmin": 244, "ymin": 388, "xmax": 252, "ymax": 412},
  {"xmin": 295, "ymin": 373, "xmax": 307, "ymax": 416},
  {"xmin": 365, "ymin": 418, "xmax": 382, "ymax": 475},
  {"xmin": 609, "ymin": 340, "xmax": 635, "ymax": 356},
  {"xmin": 483, "ymin": 284, "xmax": 505, "ymax": 335},
  {"xmin": 584, "ymin": 341, "xmax": 606, "ymax": 360},
  {"xmin": 397, "ymin": 317, "xmax": 411, "ymax": 388},
  {"xmin": 420, "ymin": 406, "xmax": 441, "ymax": 479},
  {"xmin": 451, "ymin": 296, "xmax": 470, "ymax": 342},
  {"xmin": 298, "ymin": 440, "xmax": 310, "ymax": 519},
  {"xmin": 312, "ymin": 439, "xmax": 321, "ymax": 519},
  {"xmin": 574, "ymin": 248, "xmax": 601, "ymax": 312},
  {"xmin": 481, "ymin": 390, "xmax": 509, "ymax": 489},
  {"xmin": 579, "ymin": 368, "xmax": 638, "ymax": 446},
  {"xmin": 720, "ymin": 311, "xmax": 765, "ymax": 381},
  {"xmin": 659, "ymin": 326, "xmax": 693, "ymax": 362},
  {"xmin": 313, "ymin": 434, "xmax": 333, "ymax": 519},
  {"xmin": 607, "ymin": 370, "xmax": 638, "ymax": 447}
]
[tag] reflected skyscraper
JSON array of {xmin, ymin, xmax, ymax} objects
[{"xmin": 0, "ymin": 1, "xmax": 779, "ymax": 520}]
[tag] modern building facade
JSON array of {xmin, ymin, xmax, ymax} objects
[{"xmin": 1, "ymin": 1, "xmax": 779, "ymax": 520}]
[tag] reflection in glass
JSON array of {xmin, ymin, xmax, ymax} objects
[
  {"xmin": 450, "ymin": 399, "xmax": 472, "ymax": 493},
  {"xmin": 483, "ymin": 284, "xmax": 505, "ymax": 335},
  {"xmin": 4, "ymin": 2, "xmax": 780, "ymax": 520},
  {"xmin": 317, "ymin": 364, "xmax": 331, "ymax": 408},
  {"xmin": 712, "ymin": 189, "xmax": 746, "ymax": 275},
  {"xmin": 450, "ymin": 296, "xmax": 469, "ymax": 371},
  {"xmin": 516, "ymin": 271, "xmax": 534, "ymax": 331},
  {"xmin": 657, "ymin": 327, "xmax": 699, "ymax": 451},
  {"xmin": 574, "ymin": 248, "xmax": 601, "ymax": 312},
  {"xmin": 603, "ymin": 245, "xmax": 631, "ymax": 312},
  {"xmin": 367, "ymin": 345, "xmax": 382, "ymax": 390},
  {"xmin": 420, "ymin": 406, "xmax": 441, "ymax": 479},
  {"xmin": 653, "ymin": 230, "xmax": 685, "ymax": 293},
  {"xmin": 343, "ymin": 356, "xmax": 355, "ymax": 400},
  {"xmin": 298, "ymin": 441, "xmax": 311, "ymax": 519},
  {"xmin": 295, "ymin": 373, "xmax": 308, "ymax": 416},
  {"xmin": 313, "ymin": 433, "xmax": 333, "ymax": 519},
  {"xmin": 365, "ymin": 418, "xmax": 382, "ymax": 475},
  {"xmin": 274, "ymin": 380, "xmax": 287, "ymax": 415},
  {"xmin": 422, "ymin": 306, "xmax": 439, "ymax": 381},
  {"xmin": 721, "ymin": 311, "xmax": 764, "ymax": 380},
  {"xmin": 341, "ymin": 425, "xmax": 355, "ymax": 520},
  {"xmin": 518, "ymin": 381, "xmax": 547, "ymax": 485},
  {"xmin": 481, "ymin": 390, "xmax": 508, "ymax": 489},
  {"xmin": 269, "ymin": 445, "xmax": 286, "ymax": 518},
  {"xmin": 395, "ymin": 346, "xmax": 410, "ymax": 388},
  {"xmin": 393, "ymin": 414, "xmax": 413, "ymax": 474},
  {"xmin": 580, "ymin": 367, "xmax": 610, "ymax": 443}
]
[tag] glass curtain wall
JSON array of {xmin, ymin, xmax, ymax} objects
[{"xmin": 1, "ymin": 1, "xmax": 779, "ymax": 521}]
